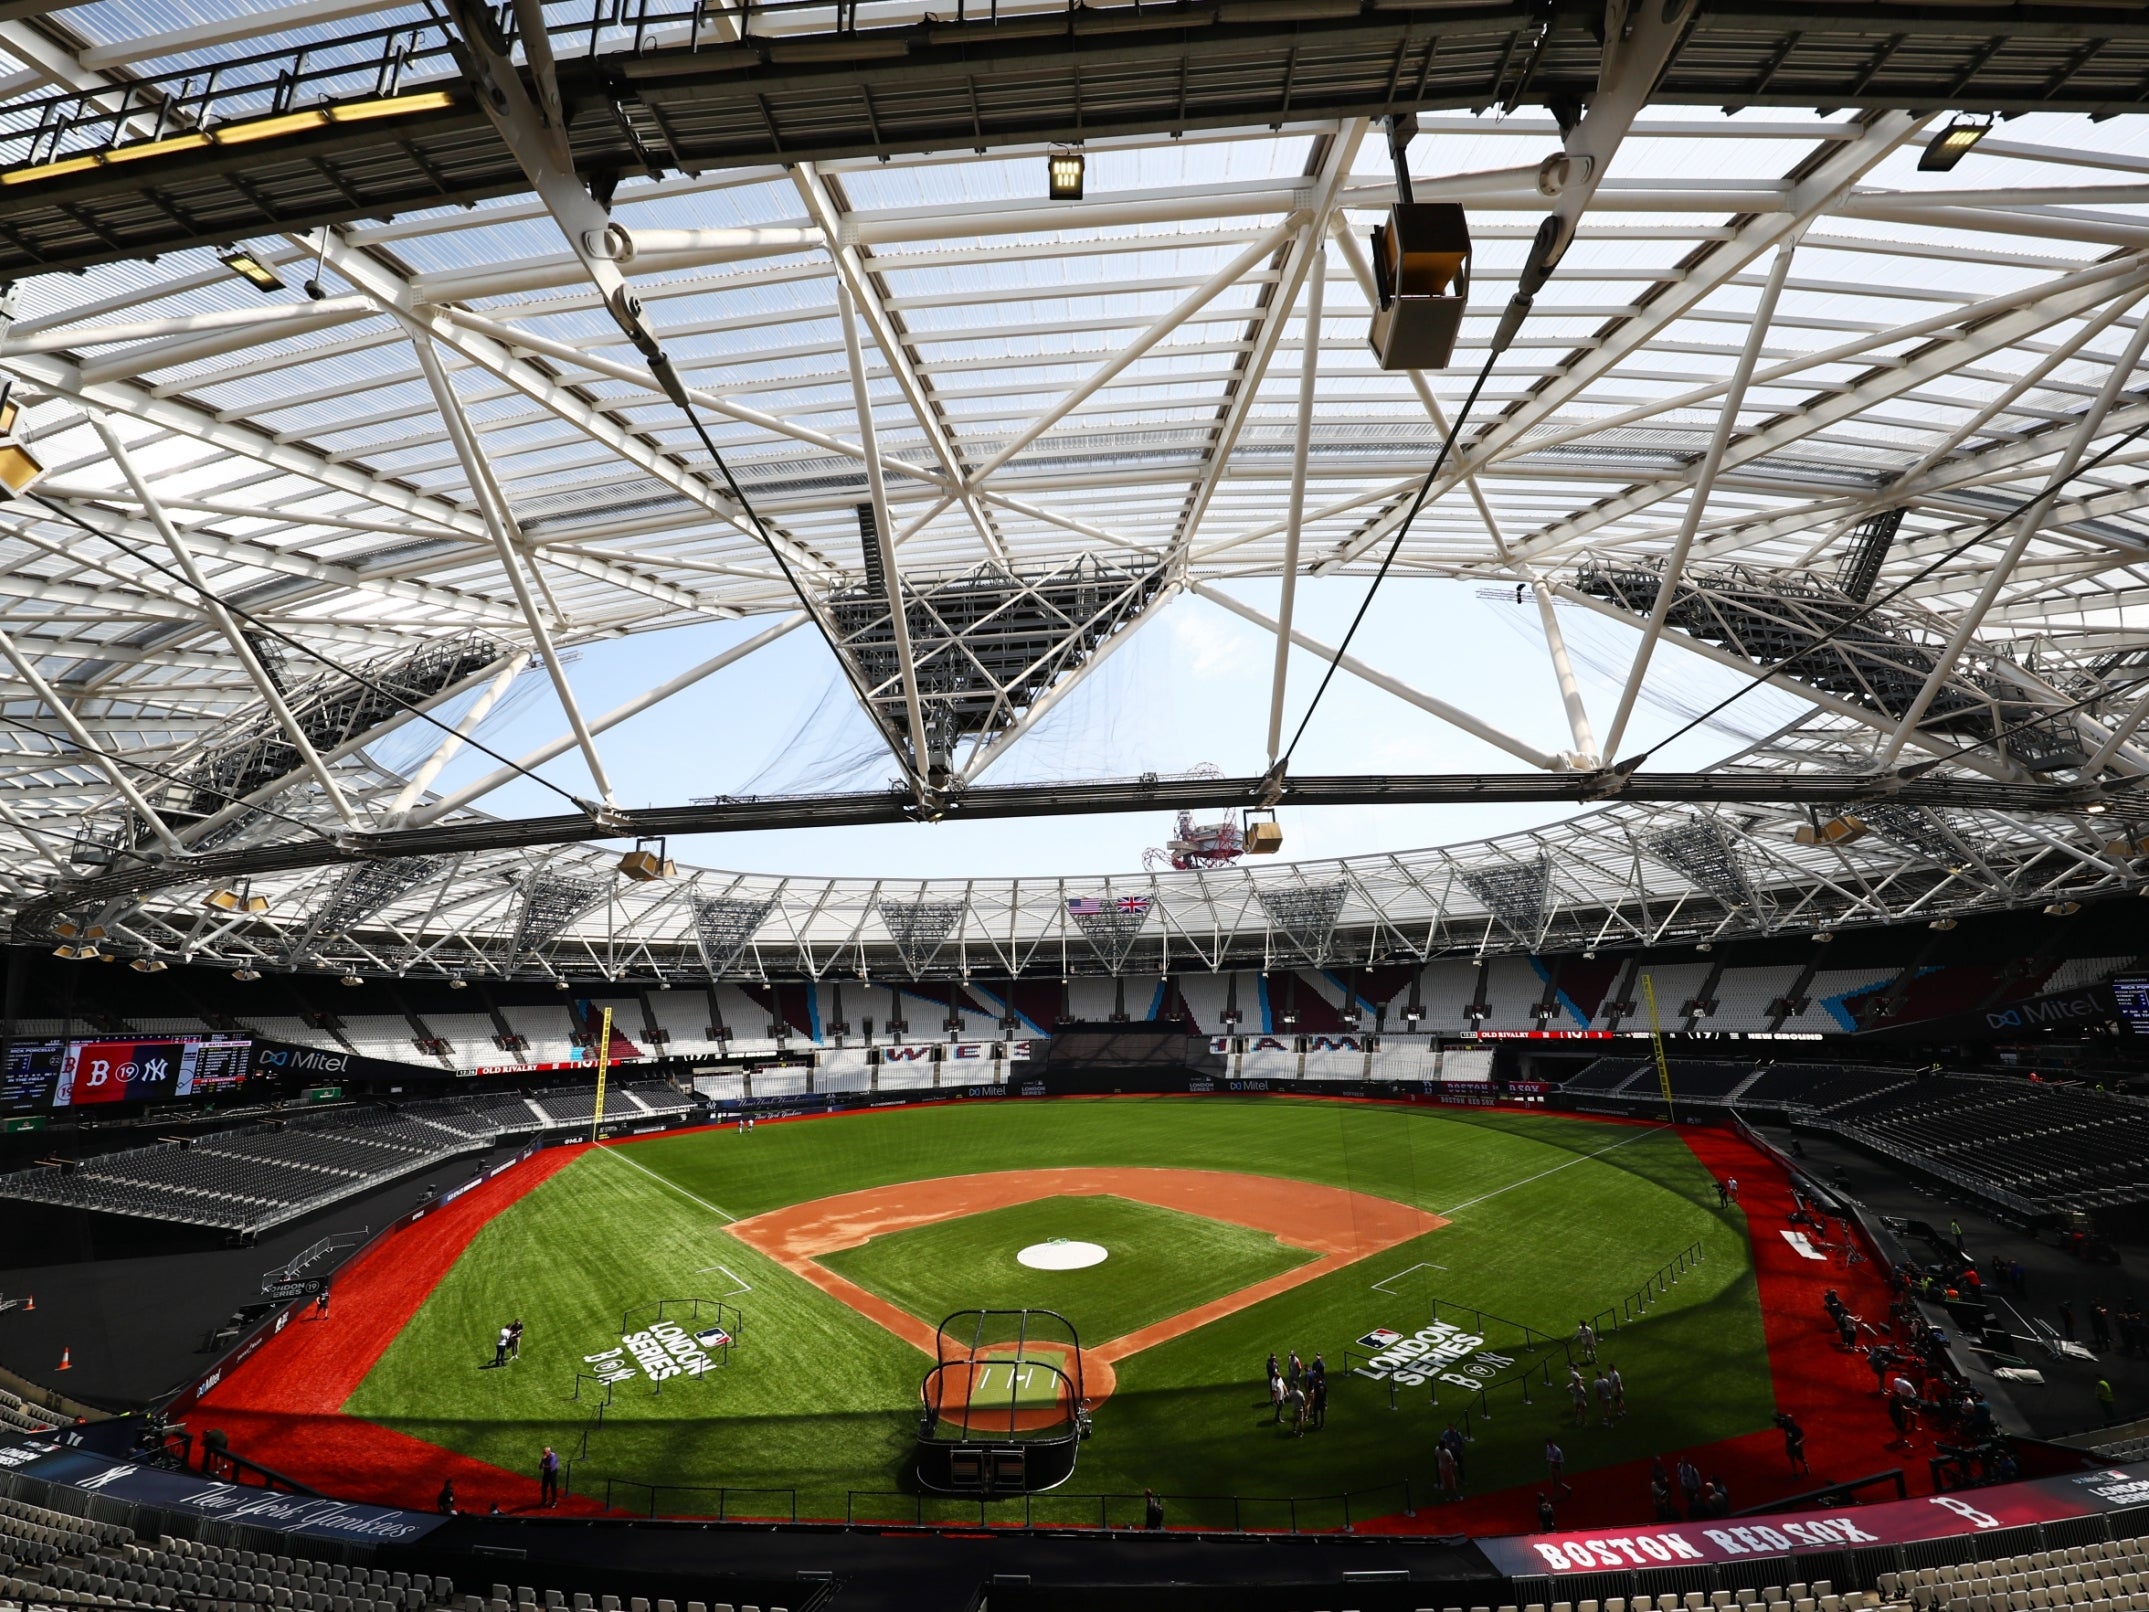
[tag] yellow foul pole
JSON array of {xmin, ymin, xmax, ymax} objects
[
  {"xmin": 1641, "ymin": 973, "xmax": 1675, "ymax": 1124},
  {"xmin": 590, "ymin": 1005, "xmax": 612, "ymax": 1143}
]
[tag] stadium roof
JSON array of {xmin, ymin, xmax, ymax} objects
[{"xmin": 0, "ymin": 0, "xmax": 2146, "ymax": 976}]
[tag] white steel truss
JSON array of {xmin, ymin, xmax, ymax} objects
[{"xmin": 0, "ymin": 7, "xmax": 2141, "ymax": 968}]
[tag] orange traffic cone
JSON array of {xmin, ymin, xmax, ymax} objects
[{"xmin": 55, "ymin": 1348, "xmax": 69, "ymax": 1371}]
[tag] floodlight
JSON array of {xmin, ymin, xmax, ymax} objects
[
  {"xmin": 617, "ymin": 836, "xmax": 676, "ymax": 882},
  {"xmin": 1812, "ymin": 929, "xmax": 1835, "ymax": 943},
  {"xmin": 1696, "ymin": 941, "xmax": 1713, "ymax": 953},
  {"xmin": 449, "ymin": 977, "xmax": 469, "ymax": 989},
  {"xmin": 0, "ymin": 380, "xmax": 43, "ymax": 500},
  {"xmin": 232, "ymin": 968, "xmax": 262, "ymax": 980},
  {"xmin": 1367, "ymin": 203, "xmax": 1471, "ymax": 370},
  {"xmin": 339, "ymin": 974, "xmax": 363, "ymax": 986},
  {"xmin": 130, "ymin": 957, "xmax": 168, "ymax": 973},
  {"xmin": 1047, "ymin": 150, "xmax": 1084, "ymax": 201},
  {"xmin": 219, "ymin": 249, "xmax": 286, "ymax": 292},
  {"xmin": 2043, "ymin": 901, "xmax": 2082, "ymax": 916},
  {"xmin": 2085, "ymin": 801, "xmax": 2108, "ymax": 816},
  {"xmin": 1919, "ymin": 115, "xmax": 1993, "ymax": 173},
  {"xmin": 1927, "ymin": 918, "xmax": 1957, "ymax": 932},
  {"xmin": 203, "ymin": 885, "xmax": 272, "ymax": 914}
]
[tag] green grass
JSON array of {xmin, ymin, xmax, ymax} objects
[
  {"xmin": 344, "ymin": 1098, "xmax": 1773, "ymax": 1524},
  {"xmin": 819, "ymin": 1194, "xmax": 1315, "ymax": 1345}
]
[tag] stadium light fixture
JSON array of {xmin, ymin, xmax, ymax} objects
[
  {"xmin": 2043, "ymin": 901, "xmax": 2082, "ymax": 916},
  {"xmin": 449, "ymin": 977, "xmax": 468, "ymax": 989},
  {"xmin": 1047, "ymin": 150, "xmax": 1084, "ymax": 200},
  {"xmin": 1919, "ymin": 114, "xmax": 1993, "ymax": 173},
  {"xmin": 218, "ymin": 248, "xmax": 286, "ymax": 292},
  {"xmin": 617, "ymin": 836, "xmax": 676, "ymax": 882},
  {"xmin": 1812, "ymin": 929, "xmax": 1835, "ymax": 943},
  {"xmin": 2085, "ymin": 801, "xmax": 2108, "ymax": 815},
  {"xmin": 203, "ymin": 886, "xmax": 272, "ymax": 915},
  {"xmin": 339, "ymin": 974, "xmax": 363, "ymax": 986},
  {"xmin": 1927, "ymin": 918, "xmax": 1957, "ymax": 931},
  {"xmin": 232, "ymin": 967, "xmax": 262, "ymax": 980},
  {"xmin": 129, "ymin": 957, "xmax": 168, "ymax": 973}
]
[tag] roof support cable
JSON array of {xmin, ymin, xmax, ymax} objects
[
  {"xmin": 1606, "ymin": 403, "xmax": 2149, "ymax": 782},
  {"xmin": 639, "ymin": 347, "xmax": 937, "ymax": 804},
  {"xmin": 1276, "ymin": 211, "xmax": 1566, "ymax": 779},
  {"xmin": 20, "ymin": 492, "xmax": 593, "ymax": 818}
]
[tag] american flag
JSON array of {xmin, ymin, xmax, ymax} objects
[{"xmin": 1067, "ymin": 895, "xmax": 1151, "ymax": 917}]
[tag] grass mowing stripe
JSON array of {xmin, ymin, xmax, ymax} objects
[
  {"xmin": 349, "ymin": 1101, "xmax": 1763, "ymax": 1524},
  {"xmin": 598, "ymin": 1138, "xmax": 739, "ymax": 1221},
  {"xmin": 1434, "ymin": 1122, "xmax": 1668, "ymax": 1216}
]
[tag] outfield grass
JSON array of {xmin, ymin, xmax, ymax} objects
[
  {"xmin": 820, "ymin": 1194, "xmax": 1315, "ymax": 1345},
  {"xmin": 343, "ymin": 1098, "xmax": 1771, "ymax": 1523}
]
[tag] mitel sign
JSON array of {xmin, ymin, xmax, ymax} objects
[{"xmin": 1984, "ymin": 989, "xmax": 2103, "ymax": 1031}]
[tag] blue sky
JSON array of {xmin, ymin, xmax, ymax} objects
[{"xmin": 401, "ymin": 577, "xmax": 1813, "ymax": 878}]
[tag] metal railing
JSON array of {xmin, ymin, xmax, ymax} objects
[
  {"xmin": 551, "ymin": 1475, "xmax": 1415, "ymax": 1531},
  {"xmin": 0, "ymin": 0, "xmax": 1169, "ymax": 174}
]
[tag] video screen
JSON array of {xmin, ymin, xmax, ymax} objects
[
  {"xmin": 0, "ymin": 1036, "xmax": 259, "ymax": 1110},
  {"xmin": 2, "ymin": 1038, "xmax": 64, "ymax": 1110},
  {"xmin": 2115, "ymin": 977, "xmax": 2149, "ymax": 1035}
]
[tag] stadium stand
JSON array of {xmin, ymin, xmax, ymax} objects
[
  {"xmin": 1564, "ymin": 1057, "xmax": 1648, "ymax": 1093},
  {"xmin": 0, "ymin": 1104, "xmax": 502, "ymax": 1234},
  {"xmin": 0, "ymin": 1390, "xmax": 60, "ymax": 1439},
  {"xmin": 0, "ymin": 1487, "xmax": 800, "ymax": 1612},
  {"xmin": 1711, "ymin": 964, "xmax": 1807, "ymax": 1031},
  {"xmin": 1823, "ymin": 1076, "xmax": 2149, "ymax": 1210},
  {"xmin": 1875, "ymin": 1540, "xmax": 2149, "ymax": 1612},
  {"xmin": 1481, "ymin": 957, "xmax": 1547, "ymax": 1031},
  {"xmin": 496, "ymin": 1008, "xmax": 577, "ymax": 1066}
]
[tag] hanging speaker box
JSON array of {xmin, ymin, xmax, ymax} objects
[
  {"xmin": 0, "ymin": 439, "xmax": 45, "ymax": 499},
  {"xmin": 1367, "ymin": 203, "xmax": 1471, "ymax": 371}
]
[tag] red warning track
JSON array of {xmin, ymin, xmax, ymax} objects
[
  {"xmin": 1359, "ymin": 1123, "xmax": 1924, "ymax": 1536},
  {"xmin": 188, "ymin": 1142, "xmax": 603, "ymax": 1515}
]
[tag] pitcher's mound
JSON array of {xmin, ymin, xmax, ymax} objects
[{"xmin": 1017, "ymin": 1239, "xmax": 1107, "ymax": 1270}]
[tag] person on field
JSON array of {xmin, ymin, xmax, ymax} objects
[
  {"xmin": 1607, "ymin": 1363, "xmax": 1626, "ymax": 1422},
  {"xmin": 493, "ymin": 1325, "xmax": 511, "ymax": 1368},
  {"xmin": 1575, "ymin": 1319, "xmax": 1597, "ymax": 1363},
  {"xmin": 1310, "ymin": 1372, "xmax": 1328, "ymax": 1431},
  {"xmin": 539, "ymin": 1446, "xmax": 560, "ymax": 1507},
  {"xmin": 1543, "ymin": 1438, "xmax": 1570, "ymax": 1495},
  {"xmin": 1776, "ymin": 1411, "xmax": 1808, "ymax": 1475},
  {"xmin": 1568, "ymin": 1369, "xmax": 1589, "ymax": 1427},
  {"xmin": 1677, "ymin": 1455, "xmax": 1702, "ymax": 1517},
  {"xmin": 510, "ymin": 1319, "xmax": 525, "ymax": 1360},
  {"xmin": 1269, "ymin": 1367, "xmax": 1287, "ymax": 1422},
  {"xmin": 1537, "ymin": 1493, "xmax": 1557, "ymax": 1532},
  {"xmin": 1594, "ymin": 1368, "xmax": 1615, "ymax": 1426},
  {"xmin": 1143, "ymin": 1489, "xmax": 1164, "ymax": 1530},
  {"xmin": 1286, "ymin": 1382, "xmax": 1307, "ymax": 1437},
  {"xmin": 1287, "ymin": 1349, "xmax": 1303, "ymax": 1388},
  {"xmin": 436, "ymin": 1478, "xmax": 456, "ymax": 1515},
  {"xmin": 1437, "ymin": 1441, "xmax": 1460, "ymax": 1501},
  {"xmin": 314, "ymin": 1290, "xmax": 330, "ymax": 1320}
]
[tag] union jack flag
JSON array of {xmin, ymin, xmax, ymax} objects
[{"xmin": 1067, "ymin": 895, "xmax": 1151, "ymax": 917}]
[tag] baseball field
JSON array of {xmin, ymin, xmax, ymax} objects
[{"xmin": 324, "ymin": 1096, "xmax": 1775, "ymax": 1526}]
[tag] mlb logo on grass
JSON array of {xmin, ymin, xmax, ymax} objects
[{"xmin": 1357, "ymin": 1327, "xmax": 1405, "ymax": 1350}]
